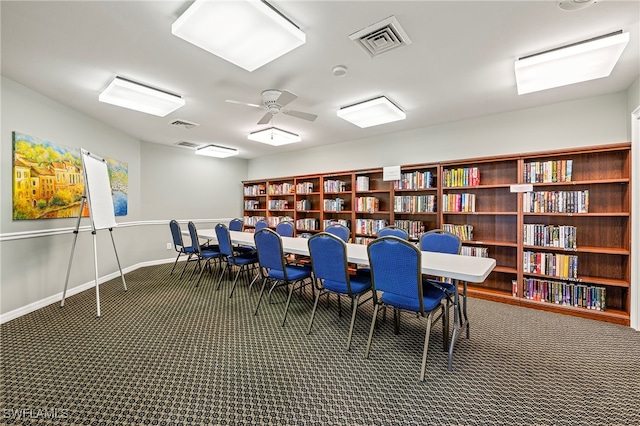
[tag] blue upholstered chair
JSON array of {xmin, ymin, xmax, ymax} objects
[
  {"xmin": 324, "ymin": 223, "xmax": 350, "ymax": 242},
  {"xmin": 253, "ymin": 228, "xmax": 313, "ymax": 326},
  {"xmin": 420, "ymin": 229, "xmax": 464, "ymax": 370},
  {"xmin": 307, "ymin": 232, "xmax": 372, "ymax": 350},
  {"xmin": 187, "ymin": 221, "xmax": 222, "ymax": 286},
  {"xmin": 215, "ymin": 224, "xmax": 259, "ymax": 298},
  {"xmin": 365, "ymin": 236, "xmax": 447, "ymax": 381},
  {"xmin": 275, "ymin": 220, "xmax": 294, "ymax": 237},
  {"xmin": 254, "ymin": 220, "xmax": 269, "ymax": 232},
  {"xmin": 229, "ymin": 218, "xmax": 244, "ymax": 231},
  {"xmin": 356, "ymin": 226, "xmax": 409, "ymax": 277},
  {"xmin": 169, "ymin": 220, "xmax": 196, "ymax": 276}
]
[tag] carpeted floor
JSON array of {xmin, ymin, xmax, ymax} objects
[{"xmin": 1, "ymin": 263, "xmax": 639, "ymax": 425}]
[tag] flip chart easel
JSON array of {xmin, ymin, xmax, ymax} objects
[{"xmin": 61, "ymin": 149, "xmax": 127, "ymax": 317}]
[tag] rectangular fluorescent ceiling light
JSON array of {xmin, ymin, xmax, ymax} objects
[
  {"xmin": 515, "ymin": 31, "xmax": 629, "ymax": 95},
  {"xmin": 99, "ymin": 76, "xmax": 185, "ymax": 117},
  {"xmin": 248, "ymin": 127, "xmax": 301, "ymax": 146},
  {"xmin": 171, "ymin": 0, "xmax": 305, "ymax": 72},
  {"xmin": 337, "ymin": 96, "xmax": 406, "ymax": 128},
  {"xmin": 195, "ymin": 144, "xmax": 239, "ymax": 158}
]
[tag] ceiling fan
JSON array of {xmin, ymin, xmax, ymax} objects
[{"xmin": 225, "ymin": 89, "xmax": 318, "ymax": 125}]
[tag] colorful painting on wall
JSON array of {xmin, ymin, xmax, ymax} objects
[{"xmin": 12, "ymin": 131, "xmax": 128, "ymax": 220}]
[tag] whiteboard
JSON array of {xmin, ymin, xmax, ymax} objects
[{"xmin": 81, "ymin": 149, "xmax": 117, "ymax": 230}]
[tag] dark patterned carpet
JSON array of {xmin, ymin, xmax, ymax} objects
[{"xmin": 1, "ymin": 262, "xmax": 639, "ymax": 425}]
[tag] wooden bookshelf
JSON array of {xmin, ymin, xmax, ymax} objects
[{"xmin": 242, "ymin": 142, "xmax": 632, "ymax": 325}]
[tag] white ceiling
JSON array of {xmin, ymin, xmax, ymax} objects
[{"xmin": 2, "ymin": 1, "xmax": 638, "ymax": 159}]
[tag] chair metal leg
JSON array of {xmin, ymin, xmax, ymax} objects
[
  {"xmin": 215, "ymin": 263, "xmax": 229, "ymax": 291},
  {"xmin": 420, "ymin": 311, "xmax": 434, "ymax": 381},
  {"xmin": 179, "ymin": 254, "xmax": 194, "ymax": 279},
  {"xmin": 228, "ymin": 265, "xmax": 243, "ymax": 298},
  {"xmin": 364, "ymin": 303, "xmax": 381, "ymax": 359},
  {"xmin": 307, "ymin": 288, "xmax": 323, "ymax": 334},
  {"xmin": 282, "ymin": 280, "xmax": 297, "ymax": 326},
  {"xmin": 170, "ymin": 252, "xmax": 182, "ymax": 275},
  {"xmin": 393, "ymin": 308, "xmax": 401, "ymax": 335},
  {"xmin": 254, "ymin": 277, "xmax": 268, "ymax": 316},
  {"xmin": 346, "ymin": 294, "xmax": 360, "ymax": 351}
]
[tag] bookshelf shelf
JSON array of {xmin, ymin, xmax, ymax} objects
[{"xmin": 242, "ymin": 142, "xmax": 631, "ymax": 325}]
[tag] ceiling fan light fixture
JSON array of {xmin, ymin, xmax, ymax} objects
[
  {"xmin": 195, "ymin": 144, "xmax": 239, "ymax": 158},
  {"xmin": 248, "ymin": 127, "xmax": 301, "ymax": 146},
  {"xmin": 99, "ymin": 76, "xmax": 185, "ymax": 117},
  {"xmin": 514, "ymin": 30, "xmax": 629, "ymax": 95},
  {"xmin": 171, "ymin": 0, "xmax": 306, "ymax": 72},
  {"xmin": 337, "ymin": 96, "xmax": 406, "ymax": 128}
]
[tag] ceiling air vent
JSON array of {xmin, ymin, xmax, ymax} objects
[
  {"xmin": 168, "ymin": 119, "xmax": 199, "ymax": 129},
  {"xmin": 349, "ymin": 16, "xmax": 412, "ymax": 58},
  {"xmin": 174, "ymin": 141, "xmax": 201, "ymax": 150}
]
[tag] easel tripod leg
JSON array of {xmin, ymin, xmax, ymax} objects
[{"xmin": 109, "ymin": 228, "xmax": 127, "ymax": 291}]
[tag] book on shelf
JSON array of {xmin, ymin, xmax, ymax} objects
[
  {"xmin": 523, "ymin": 224, "xmax": 577, "ymax": 249},
  {"xmin": 296, "ymin": 199, "xmax": 312, "ymax": 211},
  {"xmin": 394, "ymin": 195, "xmax": 436, "ymax": 213},
  {"xmin": 323, "ymin": 179, "xmax": 347, "ymax": 192},
  {"xmin": 355, "ymin": 196, "xmax": 379, "ymax": 213},
  {"xmin": 523, "ymin": 190, "xmax": 589, "ymax": 213},
  {"xmin": 323, "ymin": 198, "xmax": 345, "ymax": 212},
  {"xmin": 244, "ymin": 184, "xmax": 265, "ymax": 196},
  {"xmin": 355, "ymin": 218, "xmax": 388, "ymax": 236},
  {"xmin": 443, "ymin": 167, "xmax": 479, "ymax": 187},
  {"xmin": 243, "ymin": 216, "xmax": 265, "ymax": 226},
  {"xmin": 296, "ymin": 182, "xmax": 314, "ymax": 194},
  {"xmin": 460, "ymin": 246, "xmax": 488, "ymax": 257},
  {"xmin": 393, "ymin": 220, "xmax": 425, "ymax": 239},
  {"xmin": 442, "ymin": 224, "xmax": 473, "ymax": 241},
  {"xmin": 522, "ymin": 278, "xmax": 605, "ymax": 310},
  {"xmin": 523, "ymin": 251, "xmax": 578, "ymax": 279},
  {"xmin": 355, "ymin": 176, "xmax": 370, "ymax": 191},
  {"xmin": 268, "ymin": 199, "xmax": 289, "ymax": 210},
  {"xmin": 394, "ymin": 171, "xmax": 434, "ymax": 190},
  {"xmin": 268, "ymin": 182, "xmax": 294, "ymax": 195},
  {"xmin": 442, "ymin": 193, "xmax": 476, "ymax": 212},
  {"xmin": 267, "ymin": 216, "xmax": 293, "ymax": 227},
  {"xmin": 523, "ymin": 159, "xmax": 573, "ymax": 183},
  {"xmin": 295, "ymin": 218, "xmax": 319, "ymax": 231},
  {"xmin": 323, "ymin": 219, "xmax": 350, "ymax": 229}
]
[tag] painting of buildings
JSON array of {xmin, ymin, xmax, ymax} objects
[{"xmin": 12, "ymin": 132, "xmax": 128, "ymax": 220}]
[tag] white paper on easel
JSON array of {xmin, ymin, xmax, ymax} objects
[
  {"xmin": 383, "ymin": 165, "xmax": 401, "ymax": 181},
  {"xmin": 81, "ymin": 149, "xmax": 117, "ymax": 230}
]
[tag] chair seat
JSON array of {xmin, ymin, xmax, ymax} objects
[
  {"xmin": 200, "ymin": 249, "xmax": 221, "ymax": 259},
  {"xmin": 268, "ymin": 264, "xmax": 311, "ymax": 281},
  {"xmin": 230, "ymin": 252, "xmax": 259, "ymax": 266},
  {"xmin": 323, "ymin": 274, "xmax": 371, "ymax": 295},
  {"xmin": 423, "ymin": 278, "xmax": 456, "ymax": 293},
  {"xmin": 382, "ymin": 284, "xmax": 444, "ymax": 312}
]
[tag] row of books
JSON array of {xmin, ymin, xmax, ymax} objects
[
  {"xmin": 323, "ymin": 219, "xmax": 350, "ymax": 230},
  {"xmin": 267, "ymin": 216, "xmax": 293, "ymax": 227},
  {"xmin": 296, "ymin": 218, "xmax": 319, "ymax": 231},
  {"xmin": 394, "ymin": 195, "xmax": 436, "ymax": 213},
  {"xmin": 520, "ymin": 278, "xmax": 605, "ymax": 311},
  {"xmin": 355, "ymin": 176, "xmax": 369, "ymax": 191},
  {"xmin": 244, "ymin": 184, "xmax": 265, "ymax": 196},
  {"xmin": 393, "ymin": 220, "xmax": 426, "ymax": 239},
  {"xmin": 243, "ymin": 216, "xmax": 265, "ymax": 227},
  {"xmin": 244, "ymin": 200, "xmax": 260, "ymax": 210},
  {"xmin": 523, "ymin": 190, "xmax": 589, "ymax": 213},
  {"xmin": 296, "ymin": 182, "xmax": 314, "ymax": 194},
  {"xmin": 323, "ymin": 179, "xmax": 348, "ymax": 193},
  {"xmin": 523, "ymin": 159, "xmax": 573, "ymax": 183},
  {"xmin": 441, "ymin": 224, "xmax": 473, "ymax": 241},
  {"xmin": 460, "ymin": 246, "xmax": 488, "ymax": 257},
  {"xmin": 354, "ymin": 219, "xmax": 388, "ymax": 236},
  {"xmin": 268, "ymin": 200, "xmax": 289, "ymax": 210},
  {"xmin": 268, "ymin": 183, "xmax": 295, "ymax": 195},
  {"xmin": 442, "ymin": 193, "xmax": 476, "ymax": 212},
  {"xmin": 523, "ymin": 224, "xmax": 577, "ymax": 249},
  {"xmin": 354, "ymin": 196, "xmax": 379, "ymax": 213},
  {"xmin": 442, "ymin": 167, "xmax": 480, "ymax": 187},
  {"xmin": 296, "ymin": 199, "xmax": 312, "ymax": 211},
  {"xmin": 394, "ymin": 171, "xmax": 434, "ymax": 190},
  {"xmin": 354, "ymin": 236, "xmax": 375, "ymax": 245},
  {"xmin": 523, "ymin": 251, "xmax": 578, "ymax": 279},
  {"xmin": 323, "ymin": 198, "xmax": 345, "ymax": 212}
]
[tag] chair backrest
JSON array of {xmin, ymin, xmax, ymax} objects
[
  {"xmin": 420, "ymin": 229, "xmax": 461, "ymax": 254},
  {"xmin": 187, "ymin": 221, "xmax": 202, "ymax": 254},
  {"xmin": 254, "ymin": 228, "xmax": 286, "ymax": 273},
  {"xmin": 324, "ymin": 223, "xmax": 350, "ymax": 242},
  {"xmin": 169, "ymin": 220, "xmax": 184, "ymax": 249},
  {"xmin": 308, "ymin": 232, "xmax": 350, "ymax": 291},
  {"xmin": 229, "ymin": 218, "xmax": 244, "ymax": 231},
  {"xmin": 378, "ymin": 226, "xmax": 408, "ymax": 239},
  {"xmin": 275, "ymin": 220, "xmax": 294, "ymax": 237},
  {"xmin": 254, "ymin": 220, "xmax": 269, "ymax": 232},
  {"xmin": 367, "ymin": 236, "xmax": 424, "ymax": 312},
  {"xmin": 215, "ymin": 223, "xmax": 235, "ymax": 257}
]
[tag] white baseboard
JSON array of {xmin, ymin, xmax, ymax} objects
[{"xmin": 0, "ymin": 257, "xmax": 176, "ymax": 324}]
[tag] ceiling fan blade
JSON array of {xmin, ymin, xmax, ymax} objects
[
  {"xmin": 283, "ymin": 109, "xmax": 318, "ymax": 122},
  {"xmin": 257, "ymin": 112, "xmax": 273, "ymax": 125},
  {"xmin": 275, "ymin": 90, "xmax": 297, "ymax": 107},
  {"xmin": 225, "ymin": 99, "xmax": 264, "ymax": 109}
]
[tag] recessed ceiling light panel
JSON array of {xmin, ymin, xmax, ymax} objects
[
  {"xmin": 99, "ymin": 77, "xmax": 185, "ymax": 117},
  {"xmin": 195, "ymin": 144, "xmax": 239, "ymax": 158},
  {"xmin": 515, "ymin": 31, "xmax": 629, "ymax": 95},
  {"xmin": 248, "ymin": 127, "xmax": 301, "ymax": 146},
  {"xmin": 337, "ymin": 96, "xmax": 406, "ymax": 128},
  {"xmin": 172, "ymin": 0, "xmax": 306, "ymax": 72}
]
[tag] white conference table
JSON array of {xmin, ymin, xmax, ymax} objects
[
  {"xmin": 195, "ymin": 229, "xmax": 496, "ymax": 283},
  {"xmin": 190, "ymin": 228, "xmax": 496, "ymax": 370}
]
